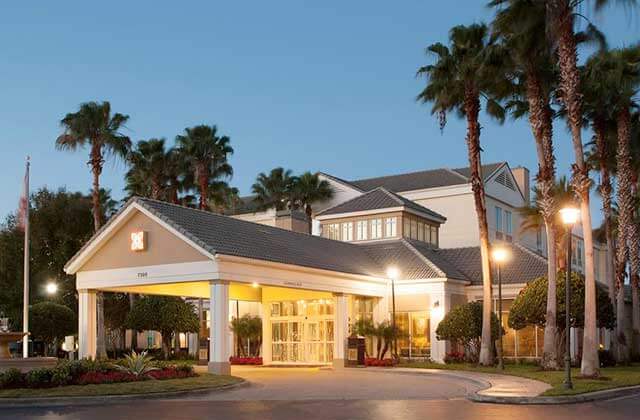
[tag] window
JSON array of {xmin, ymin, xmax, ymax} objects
[
  {"xmin": 385, "ymin": 217, "xmax": 397, "ymax": 238},
  {"xmin": 430, "ymin": 226, "xmax": 438, "ymax": 247},
  {"xmin": 324, "ymin": 223, "xmax": 340, "ymax": 240},
  {"xmin": 505, "ymin": 210, "xmax": 513, "ymax": 240},
  {"xmin": 342, "ymin": 222, "xmax": 353, "ymax": 241},
  {"xmin": 495, "ymin": 206, "xmax": 503, "ymax": 232},
  {"xmin": 425, "ymin": 224, "xmax": 432, "ymax": 244},
  {"xmin": 417, "ymin": 222, "xmax": 424, "ymax": 241},
  {"xmin": 536, "ymin": 228, "xmax": 544, "ymax": 253},
  {"xmin": 356, "ymin": 220, "xmax": 368, "ymax": 240},
  {"xmin": 371, "ymin": 219, "xmax": 382, "ymax": 239},
  {"xmin": 403, "ymin": 218, "xmax": 410, "ymax": 238},
  {"xmin": 410, "ymin": 218, "xmax": 418, "ymax": 240}
]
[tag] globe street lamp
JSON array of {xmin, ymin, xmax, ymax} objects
[
  {"xmin": 491, "ymin": 246, "xmax": 510, "ymax": 370},
  {"xmin": 560, "ymin": 206, "xmax": 579, "ymax": 390},
  {"xmin": 386, "ymin": 266, "xmax": 400, "ymax": 359},
  {"xmin": 45, "ymin": 282, "xmax": 58, "ymax": 295}
]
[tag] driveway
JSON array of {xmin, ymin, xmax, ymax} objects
[{"xmin": 178, "ymin": 365, "xmax": 481, "ymax": 401}]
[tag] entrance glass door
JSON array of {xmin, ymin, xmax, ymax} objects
[{"xmin": 270, "ymin": 299, "xmax": 334, "ymax": 364}]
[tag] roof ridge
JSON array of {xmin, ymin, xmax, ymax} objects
[
  {"xmin": 318, "ymin": 172, "xmax": 364, "ymax": 192},
  {"xmin": 443, "ymin": 167, "xmax": 470, "ymax": 181},
  {"xmin": 400, "ymin": 239, "xmax": 447, "ymax": 278},
  {"xmin": 350, "ymin": 166, "xmax": 454, "ymax": 184}
]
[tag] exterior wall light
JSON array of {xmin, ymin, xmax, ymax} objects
[{"xmin": 252, "ymin": 282, "xmax": 259, "ymax": 288}]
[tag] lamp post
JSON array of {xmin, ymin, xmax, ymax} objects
[
  {"xmin": 387, "ymin": 267, "xmax": 400, "ymax": 359},
  {"xmin": 560, "ymin": 206, "xmax": 579, "ymax": 390},
  {"xmin": 491, "ymin": 247, "xmax": 510, "ymax": 370}
]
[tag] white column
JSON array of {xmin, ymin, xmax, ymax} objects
[
  {"xmin": 209, "ymin": 281, "xmax": 231, "ymax": 375},
  {"xmin": 78, "ymin": 289, "xmax": 97, "ymax": 359},
  {"xmin": 429, "ymin": 292, "xmax": 449, "ymax": 364},
  {"xmin": 333, "ymin": 293, "xmax": 349, "ymax": 368}
]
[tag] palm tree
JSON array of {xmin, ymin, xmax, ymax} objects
[
  {"xmin": 543, "ymin": 0, "xmax": 637, "ymax": 377},
  {"xmin": 490, "ymin": 0, "xmax": 562, "ymax": 369},
  {"xmin": 125, "ymin": 138, "xmax": 176, "ymax": 200},
  {"xmin": 290, "ymin": 172, "xmax": 334, "ymax": 233},
  {"xmin": 175, "ymin": 125, "xmax": 234, "ymax": 210},
  {"xmin": 55, "ymin": 100, "xmax": 131, "ymax": 359},
  {"xmin": 209, "ymin": 184, "xmax": 241, "ymax": 214},
  {"xmin": 251, "ymin": 167, "xmax": 296, "ymax": 211},
  {"xmin": 417, "ymin": 24, "xmax": 506, "ymax": 365}
]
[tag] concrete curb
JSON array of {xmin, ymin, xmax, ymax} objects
[
  {"xmin": 469, "ymin": 384, "xmax": 640, "ymax": 405},
  {"xmin": 0, "ymin": 378, "xmax": 248, "ymax": 408}
]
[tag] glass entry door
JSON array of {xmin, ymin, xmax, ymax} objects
[{"xmin": 271, "ymin": 299, "xmax": 334, "ymax": 364}]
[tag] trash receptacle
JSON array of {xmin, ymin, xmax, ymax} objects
[{"xmin": 346, "ymin": 336, "xmax": 365, "ymax": 367}]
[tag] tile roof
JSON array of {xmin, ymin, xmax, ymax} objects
[
  {"xmin": 433, "ymin": 243, "xmax": 548, "ymax": 285},
  {"xmin": 316, "ymin": 187, "xmax": 446, "ymax": 222},
  {"xmin": 349, "ymin": 162, "xmax": 506, "ymax": 193},
  {"xmin": 130, "ymin": 198, "xmax": 387, "ymax": 278}
]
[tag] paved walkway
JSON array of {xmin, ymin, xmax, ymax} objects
[{"xmin": 188, "ymin": 365, "xmax": 549, "ymax": 401}]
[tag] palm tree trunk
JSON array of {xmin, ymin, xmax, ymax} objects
[
  {"xmin": 197, "ymin": 165, "xmax": 209, "ymax": 210},
  {"xmin": 525, "ymin": 73, "xmax": 559, "ymax": 369},
  {"xmin": 550, "ymin": 0, "xmax": 599, "ymax": 376},
  {"xmin": 594, "ymin": 119, "xmax": 617, "ymax": 352},
  {"xmin": 615, "ymin": 107, "xmax": 633, "ymax": 363},
  {"xmin": 90, "ymin": 145, "xmax": 108, "ymax": 359},
  {"xmin": 463, "ymin": 86, "xmax": 493, "ymax": 366},
  {"xmin": 629, "ymin": 180, "xmax": 640, "ymax": 356}
]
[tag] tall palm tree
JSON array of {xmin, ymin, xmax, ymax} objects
[
  {"xmin": 125, "ymin": 138, "xmax": 175, "ymax": 200},
  {"xmin": 252, "ymin": 167, "xmax": 296, "ymax": 211},
  {"xmin": 417, "ymin": 24, "xmax": 506, "ymax": 365},
  {"xmin": 290, "ymin": 172, "xmax": 334, "ymax": 233},
  {"xmin": 55, "ymin": 100, "xmax": 131, "ymax": 359},
  {"xmin": 543, "ymin": 0, "xmax": 637, "ymax": 377},
  {"xmin": 490, "ymin": 0, "xmax": 561, "ymax": 369},
  {"xmin": 631, "ymin": 112, "xmax": 640, "ymax": 354},
  {"xmin": 209, "ymin": 184, "xmax": 241, "ymax": 214},
  {"xmin": 176, "ymin": 125, "xmax": 234, "ymax": 210}
]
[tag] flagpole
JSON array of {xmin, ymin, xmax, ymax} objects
[{"xmin": 22, "ymin": 156, "xmax": 30, "ymax": 359}]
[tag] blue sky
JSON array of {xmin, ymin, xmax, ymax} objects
[{"xmin": 0, "ymin": 1, "xmax": 637, "ymax": 222}]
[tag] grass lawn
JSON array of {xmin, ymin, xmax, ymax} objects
[
  {"xmin": 399, "ymin": 361, "xmax": 640, "ymax": 396},
  {"xmin": 0, "ymin": 374, "xmax": 243, "ymax": 399}
]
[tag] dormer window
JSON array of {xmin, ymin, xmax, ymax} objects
[
  {"xmin": 356, "ymin": 220, "xmax": 368, "ymax": 240},
  {"xmin": 371, "ymin": 219, "xmax": 383, "ymax": 239}
]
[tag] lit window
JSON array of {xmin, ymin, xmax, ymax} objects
[
  {"xmin": 356, "ymin": 220, "xmax": 368, "ymax": 240},
  {"xmin": 385, "ymin": 217, "xmax": 397, "ymax": 237},
  {"xmin": 342, "ymin": 222, "xmax": 353, "ymax": 241},
  {"xmin": 371, "ymin": 219, "xmax": 382, "ymax": 239},
  {"xmin": 325, "ymin": 223, "xmax": 340, "ymax": 240}
]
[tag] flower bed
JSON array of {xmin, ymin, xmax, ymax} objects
[
  {"xmin": 0, "ymin": 358, "xmax": 196, "ymax": 389},
  {"xmin": 229, "ymin": 356, "xmax": 263, "ymax": 365},
  {"xmin": 365, "ymin": 358, "xmax": 394, "ymax": 367}
]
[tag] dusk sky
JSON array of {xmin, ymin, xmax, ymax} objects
[{"xmin": 0, "ymin": 1, "xmax": 637, "ymax": 221}]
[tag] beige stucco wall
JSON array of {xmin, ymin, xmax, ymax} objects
[
  {"xmin": 80, "ymin": 210, "xmax": 210, "ymax": 271},
  {"xmin": 412, "ymin": 193, "xmax": 478, "ymax": 248}
]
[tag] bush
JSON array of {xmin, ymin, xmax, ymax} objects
[
  {"xmin": 114, "ymin": 351, "xmax": 158, "ymax": 377},
  {"xmin": 0, "ymin": 368, "xmax": 24, "ymax": 389},
  {"xmin": 599, "ymin": 349, "xmax": 616, "ymax": 368},
  {"xmin": 75, "ymin": 371, "xmax": 136, "ymax": 385},
  {"xmin": 436, "ymin": 301, "xmax": 502, "ymax": 363},
  {"xmin": 443, "ymin": 351, "xmax": 466, "ymax": 364},
  {"xmin": 25, "ymin": 368, "xmax": 54, "ymax": 388}
]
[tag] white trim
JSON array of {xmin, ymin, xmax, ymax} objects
[
  {"xmin": 65, "ymin": 202, "xmax": 214, "ymax": 274},
  {"xmin": 316, "ymin": 206, "xmax": 405, "ymax": 221}
]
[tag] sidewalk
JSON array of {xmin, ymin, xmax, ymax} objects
[{"xmin": 387, "ymin": 367, "xmax": 551, "ymax": 398}]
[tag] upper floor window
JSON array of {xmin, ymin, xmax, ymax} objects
[
  {"xmin": 356, "ymin": 220, "xmax": 368, "ymax": 240},
  {"xmin": 324, "ymin": 223, "xmax": 340, "ymax": 240},
  {"xmin": 430, "ymin": 225, "xmax": 438, "ymax": 247},
  {"xmin": 410, "ymin": 218, "xmax": 418, "ymax": 240},
  {"xmin": 536, "ymin": 228, "xmax": 544, "ymax": 252},
  {"xmin": 342, "ymin": 222, "xmax": 353, "ymax": 242},
  {"xmin": 495, "ymin": 207, "xmax": 503, "ymax": 233},
  {"xmin": 371, "ymin": 219, "xmax": 382, "ymax": 239},
  {"xmin": 417, "ymin": 221, "xmax": 424, "ymax": 241},
  {"xmin": 385, "ymin": 217, "xmax": 397, "ymax": 238},
  {"xmin": 505, "ymin": 210, "xmax": 513, "ymax": 237}
]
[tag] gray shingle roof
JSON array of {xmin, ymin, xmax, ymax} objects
[
  {"xmin": 433, "ymin": 244, "xmax": 548, "ymax": 285},
  {"xmin": 131, "ymin": 198, "xmax": 387, "ymax": 278},
  {"xmin": 316, "ymin": 187, "xmax": 446, "ymax": 222},
  {"xmin": 349, "ymin": 162, "xmax": 506, "ymax": 193}
]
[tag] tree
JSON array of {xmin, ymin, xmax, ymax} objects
[
  {"xmin": 30, "ymin": 302, "xmax": 76, "ymax": 356},
  {"xmin": 251, "ymin": 167, "xmax": 296, "ymax": 211},
  {"xmin": 489, "ymin": 0, "xmax": 560, "ymax": 369},
  {"xmin": 125, "ymin": 296, "xmax": 199, "ymax": 359},
  {"xmin": 104, "ymin": 292, "xmax": 132, "ymax": 355},
  {"xmin": 289, "ymin": 172, "xmax": 334, "ymax": 233},
  {"xmin": 542, "ymin": 0, "xmax": 637, "ymax": 377},
  {"xmin": 56, "ymin": 101, "xmax": 131, "ymax": 359},
  {"xmin": 436, "ymin": 301, "xmax": 503, "ymax": 363},
  {"xmin": 508, "ymin": 272, "xmax": 615, "ymax": 362},
  {"xmin": 126, "ymin": 138, "xmax": 180, "ymax": 201},
  {"xmin": 230, "ymin": 315, "xmax": 262, "ymax": 357},
  {"xmin": 417, "ymin": 23, "xmax": 506, "ymax": 365},
  {"xmin": 176, "ymin": 125, "xmax": 234, "ymax": 211}
]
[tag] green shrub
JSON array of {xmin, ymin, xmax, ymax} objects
[
  {"xmin": 25, "ymin": 368, "xmax": 54, "ymax": 388},
  {"xmin": 436, "ymin": 301, "xmax": 503, "ymax": 363},
  {"xmin": 0, "ymin": 368, "xmax": 24, "ymax": 388},
  {"xmin": 114, "ymin": 351, "xmax": 158, "ymax": 377},
  {"xmin": 51, "ymin": 363, "xmax": 72, "ymax": 386}
]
